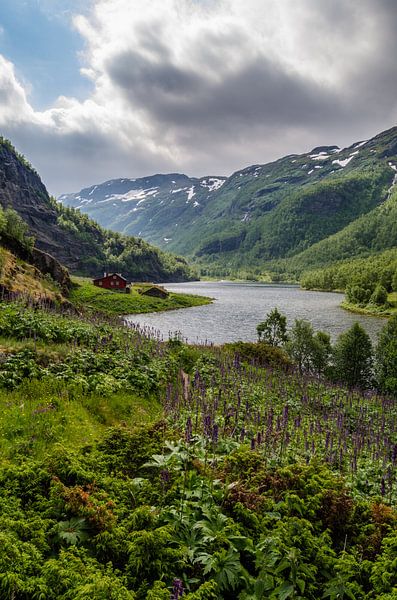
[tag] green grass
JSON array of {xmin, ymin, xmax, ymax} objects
[
  {"xmin": 0, "ymin": 378, "xmax": 161, "ymax": 460},
  {"xmin": 69, "ymin": 277, "xmax": 212, "ymax": 315}
]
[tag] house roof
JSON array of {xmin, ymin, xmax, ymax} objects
[{"xmin": 93, "ymin": 273, "xmax": 127, "ymax": 282}]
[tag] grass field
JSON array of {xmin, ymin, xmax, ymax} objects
[{"xmin": 69, "ymin": 277, "xmax": 212, "ymax": 315}]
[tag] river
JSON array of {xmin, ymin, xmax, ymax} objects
[{"xmin": 125, "ymin": 281, "xmax": 386, "ymax": 345}]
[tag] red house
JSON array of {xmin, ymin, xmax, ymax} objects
[{"xmin": 93, "ymin": 273, "xmax": 128, "ymax": 291}]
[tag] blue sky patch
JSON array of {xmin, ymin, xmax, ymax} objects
[{"xmin": 0, "ymin": 0, "xmax": 91, "ymax": 109}]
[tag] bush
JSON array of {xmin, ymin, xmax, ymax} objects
[{"xmin": 370, "ymin": 284, "xmax": 388, "ymax": 306}]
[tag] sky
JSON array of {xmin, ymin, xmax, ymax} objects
[{"xmin": 0, "ymin": 0, "xmax": 397, "ymax": 195}]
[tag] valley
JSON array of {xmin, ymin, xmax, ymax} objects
[
  {"xmin": 0, "ymin": 131, "xmax": 396, "ymax": 598},
  {"xmin": 59, "ymin": 126, "xmax": 397, "ymax": 281}
]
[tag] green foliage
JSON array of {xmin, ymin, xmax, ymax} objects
[
  {"xmin": 301, "ymin": 248, "xmax": 397, "ymax": 314},
  {"xmin": 50, "ymin": 198, "xmax": 197, "ymax": 282},
  {"xmin": 256, "ymin": 308, "xmax": 288, "ymax": 346},
  {"xmin": 223, "ymin": 340, "xmax": 291, "ymax": 369},
  {"xmin": 286, "ymin": 320, "xmax": 331, "ymax": 376},
  {"xmin": 376, "ymin": 315, "xmax": 397, "ymax": 397},
  {"xmin": 184, "ymin": 581, "xmax": 219, "ymax": 599},
  {"xmin": 370, "ymin": 284, "xmax": 388, "ymax": 306},
  {"xmin": 392, "ymin": 270, "xmax": 397, "ymax": 292},
  {"xmin": 332, "ymin": 323, "xmax": 373, "ymax": 388},
  {"xmin": 0, "ymin": 204, "xmax": 35, "ymax": 251},
  {"xmin": 0, "ymin": 296, "xmax": 396, "ymax": 598},
  {"xmin": 54, "ymin": 517, "xmax": 91, "ymax": 546},
  {"xmin": 70, "ymin": 277, "xmax": 211, "ymax": 315}
]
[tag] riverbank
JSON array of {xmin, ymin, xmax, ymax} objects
[
  {"xmin": 69, "ymin": 277, "xmax": 212, "ymax": 315},
  {"xmin": 341, "ymin": 292, "xmax": 397, "ymax": 318}
]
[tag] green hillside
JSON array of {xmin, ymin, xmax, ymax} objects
[
  {"xmin": 59, "ymin": 126, "xmax": 397, "ymax": 279},
  {"xmin": 0, "ymin": 137, "xmax": 196, "ymax": 282}
]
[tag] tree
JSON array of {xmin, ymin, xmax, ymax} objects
[
  {"xmin": 345, "ymin": 285, "xmax": 372, "ymax": 306},
  {"xmin": 376, "ymin": 315, "xmax": 397, "ymax": 397},
  {"xmin": 392, "ymin": 270, "xmax": 397, "ymax": 293},
  {"xmin": 286, "ymin": 320, "xmax": 316, "ymax": 375},
  {"xmin": 312, "ymin": 330, "xmax": 332, "ymax": 376},
  {"xmin": 286, "ymin": 320, "xmax": 332, "ymax": 376},
  {"xmin": 333, "ymin": 323, "xmax": 373, "ymax": 389},
  {"xmin": 370, "ymin": 284, "xmax": 388, "ymax": 306},
  {"xmin": 256, "ymin": 308, "xmax": 288, "ymax": 347}
]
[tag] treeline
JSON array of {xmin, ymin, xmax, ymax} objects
[
  {"xmin": 50, "ymin": 199, "xmax": 197, "ymax": 282},
  {"xmin": 301, "ymin": 249, "xmax": 397, "ymax": 309},
  {"xmin": 256, "ymin": 307, "xmax": 397, "ymax": 395}
]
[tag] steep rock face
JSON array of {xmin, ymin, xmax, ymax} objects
[
  {"xmin": 0, "ymin": 231, "xmax": 71, "ymax": 293},
  {"xmin": 0, "ymin": 140, "xmax": 196, "ymax": 282},
  {"xmin": 0, "ymin": 141, "xmax": 100, "ymax": 270}
]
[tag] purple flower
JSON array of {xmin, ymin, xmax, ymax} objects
[
  {"xmin": 381, "ymin": 477, "xmax": 386, "ymax": 496},
  {"xmin": 171, "ymin": 578, "xmax": 184, "ymax": 599},
  {"xmin": 392, "ymin": 444, "xmax": 397, "ymax": 464},
  {"xmin": 203, "ymin": 414, "xmax": 212, "ymax": 437},
  {"xmin": 185, "ymin": 417, "xmax": 193, "ymax": 443}
]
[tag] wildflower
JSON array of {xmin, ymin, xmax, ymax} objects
[{"xmin": 171, "ymin": 578, "xmax": 184, "ymax": 599}]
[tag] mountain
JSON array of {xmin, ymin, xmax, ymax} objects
[
  {"xmin": 0, "ymin": 137, "xmax": 196, "ymax": 282},
  {"xmin": 59, "ymin": 173, "xmax": 227, "ymax": 248},
  {"xmin": 59, "ymin": 126, "xmax": 397, "ymax": 277}
]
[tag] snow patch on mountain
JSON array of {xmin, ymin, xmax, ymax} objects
[
  {"xmin": 332, "ymin": 156, "xmax": 355, "ymax": 168},
  {"xmin": 200, "ymin": 178, "xmax": 225, "ymax": 191},
  {"xmin": 98, "ymin": 187, "xmax": 159, "ymax": 204},
  {"xmin": 186, "ymin": 186, "xmax": 195, "ymax": 202},
  {"xmin": 310, "ymin": 152, "xmax": 330, "ymax": 161}
]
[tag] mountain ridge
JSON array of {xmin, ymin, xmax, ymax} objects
[{"xmin": 59, "ymin": 125, "xmax": 397, "ymax": 277}]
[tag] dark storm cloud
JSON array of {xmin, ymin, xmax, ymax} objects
[
  {"xmin": 108, "ymin": 49, "xmax": 341, "ymax": 130},
  {"xmin": 1, "ymin": 0, "xmax": 397, "ymax": 194},
  {"xmin": 104, "ymin": 0, "xmax": 397, "ymax": 152}
]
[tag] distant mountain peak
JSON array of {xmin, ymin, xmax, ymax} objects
[{"xmin": 58, "ymin": 125, "xmax": 397, "ymax": 274}]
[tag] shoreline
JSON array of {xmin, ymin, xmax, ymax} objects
[
  {"xmin": 340, "ymin": 301, "xmax": 394, "ymax": 318},
  {"xmin": 69, "ymin": 277, "xmax": 213, "ymax": 316}
]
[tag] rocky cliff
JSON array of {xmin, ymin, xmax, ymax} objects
[{"xmin": 0, "ymin": 138, "xmax": 196, "ymax": 282}]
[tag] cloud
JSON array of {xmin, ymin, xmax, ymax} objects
[{"xmin": 1, "ymin": 0, "xmax": 397, "ymax": 194}]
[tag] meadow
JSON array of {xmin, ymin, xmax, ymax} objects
[
  {"xmin": 69, "ymin": 277, "xmax": 212, "ymax": 315},
  {"xmin": 0, "ymin": 302, "xmax": 396, "ymax": 599}
]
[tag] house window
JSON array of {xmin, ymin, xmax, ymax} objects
[
  {"xmin": 111, "ymin": 281, "xmax": 114, "ymax": 286},
  {"xmin": 113, "ymin": 275, "xmax": 117, "ymax": 279},
  {"xmin": 116, "ymin": 281, "xmax": 119, "ymax": 286},
  {"xmin": 99, "ymin": 281, "xmax": 102, "ymax": 286}
]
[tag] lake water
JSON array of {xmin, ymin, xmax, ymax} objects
[{"xmin": 125, "ymin": 282, "xmax": 386, "ymax": 345}]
